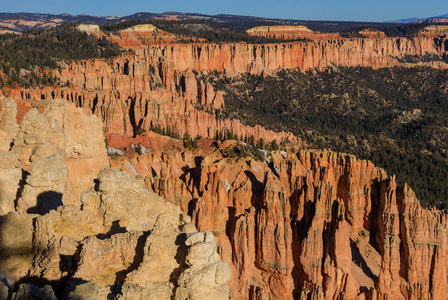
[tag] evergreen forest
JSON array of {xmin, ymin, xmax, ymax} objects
[
  {"xmin": 0, "ymin": 23, "xmax": 121, "ymax": 88},
  {"xmin": 203, "ymin": 67, "xmax": 448, "ymax": 209}
]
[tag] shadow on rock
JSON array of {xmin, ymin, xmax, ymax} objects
[{"xmin": 26, "ymin": 191, "xmax": 63, "ymax": 215}]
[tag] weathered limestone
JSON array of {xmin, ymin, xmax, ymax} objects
[
  {"xmin": 0, "ymin": 99, "xmax": 230, "ymax": 299},
  {"xmin": 0, "ymin": 98, "xmax": 19, "ymax": 151},
  {"xmin": 11, "ymin": 99, "xmax": 109, "ymax": 206}
]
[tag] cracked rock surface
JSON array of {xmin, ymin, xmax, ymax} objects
[{"xmin": 0, "ymin": 98, "xmax": 230, "ymax": 299}]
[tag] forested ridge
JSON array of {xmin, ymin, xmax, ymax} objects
[
  {"xmin": 101, "ymin": 19, "xmax": 310, "ymax": 43},
  {"xmin": 203, "ymin": 67, "xmax": 448, "ymax": 209},
  {"xmin": 100, "ymin": 19, "xmax": 448, "ymax": 43},
  {"xmin": 0, "ymin": 23, "xmax": 121, "ymax": 88}
]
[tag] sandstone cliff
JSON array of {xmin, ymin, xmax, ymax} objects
[
  {"xmin": 0, "ymin": 99, "xmax": 230, "ymax": 299},
  {"xmin": 247, "ymin": 25, "xmax": 342, "ymax": 40},
  {"xmin": 11, "ymin": 99, "xmax": 109, "ymax": 206},
  {"xmin": 109, "ymin": 135, "xmax": 448, "ymax": 300},
  {"xmin": 7, "ymin": 33, "xmax": 448, "ymax": 146},
  {"xmin": 135, "ymin": 36, "xmax": 447, "ymax": 75},
  {"xmin": 359, "ymin": 28, "xmax": 387, "ymax": 39},
  {"xmin": 5, "ymin": 28, "xmax": 448, "ymax": 140},
  {"xmin": 9, "ymin": 52, "xmax": 299, "ymax": 146},
  {"xmin": 6, "ymin": 30, "xmax": 448, "ymax": 145}
]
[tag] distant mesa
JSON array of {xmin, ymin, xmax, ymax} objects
[
  {"xmin": 359, "ymin": 28, "xmax": 386, "ymax": 38},
  {"xmin": 0, "ymin": 29, "xmax": 18, "ymax": 34},
  {"xmin": 76, "ymin": 24, "xmax": 104, "ymax": 38},
  {"xmin": 126, "ymin": 23, "xmax": 157, "ymax": 32},
  {"xmin": 74, "ymin": 22, "xmax": 201, "ymax": 47},
  {"xmin": 391, "ymin": 17, "xmax": 419, "ymax": 23},
  {"xmin": 246, "ymin": 25, "xmax": 342, "ymax": 40},
  {"xmin": 412, "ymin": 17, "xmax": 448, "ymax": 23},
  {"xmin": 153, "ymin": 15, "xmax": 182, "ymax": 21},
  {"xmin": 76, "ymin": 23, "xmax": 102, "ymax": 32},
  {"xmin": 4, "ymin": 11, "xmax": 447, "ymax": 36},
  {"xmin": 112, "ymin": 23, "xmax": 204, "ymax": 46}
]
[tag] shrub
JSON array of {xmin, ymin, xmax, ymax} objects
[
  {"xmin": 135, "ymin": 127, "xmax": 146, "ymax": 136},
  {"xmin": 135, "ymin": 143, "xmax": 143, "ymax": 156}
]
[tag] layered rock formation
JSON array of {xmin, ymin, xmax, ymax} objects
[
  {"xmin": 109, "ymin": 24, "xmax": 205, "ymax": 47},
  {"xmin": 135, "ymin": 35, "xmax": 447, "ymax": 75},
  {"xmin": 0, "ymin": 99, "xmax": 230, "ymax": 299},
  {"xmin": 76, "ymin": 24, "xmax": 104, "ymax": 38},
  {"xmin": 359, "ymin": 28, "xmax": 387, "ymax": 39},
  {"xmin": 2, "ymin": 25, "xmax": 448, "ymax": 299},
  {"xmin": 247, "ymin": 25, "xmax": 342, "ymax": 40},
  {"xmin": 0, "ymin": 18, "xmax": 63, "ymax": 34},
  {"xmin": 0, "ymin": 98, "xmax": 18, "ymax": 151},
  {"xmin": 9, "ymin": 52, "xmax": 299, "ymax": 145},
  {"xmin": 109, "ymin": 136, "xmax": 448, "ymax": 299},
  {"xmin": 416, "ymin": 24, "xmax": 448, "ymax": 37},
  {"xmin": 6, "ymin": 25, "xmax": 448, "ymax": 146}
]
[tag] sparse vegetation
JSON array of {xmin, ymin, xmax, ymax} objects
[
  {"xmin": 183, "ymin": 132, "xmax": 192, "ymax": 148},
  {"xmin": 135, "ymin": 143, "xmax": 143, "ymax": 156},
  {"xmin": 149, "ymin": 124, "xmax": 180, "ymax": 139},
  {"xmin": 135, "ymin": 127, "xmax": 146, "ymax": 136},
  {"xmin": 221, "ymin": 143, "xmax": 249, "ymax": 159}
]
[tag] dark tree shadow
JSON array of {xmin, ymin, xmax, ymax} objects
[
  {"xmin": 114, "ymin": 231, "xmax": 149, "ymax": 286},
  {"xmin": 14, "ymin": 169, "xmax": 29, "ymax": 206},
  {"xmin": 169, "ymin": 233, "xmax": 188, "ymax": 289},
  {"xmin": 27, "ymin": 191, "xmax": 63, "ymax": 215},
  {"xmin": 96, "ymin": 220, "xmax": 127, "ymax": 240},
  {"xmin": 187, "ymin": 199, "xmax": 198, "ymax": 219},
  {"xmin": 179, "ymin": 156, "xmax": 204, "ymax": 198}
]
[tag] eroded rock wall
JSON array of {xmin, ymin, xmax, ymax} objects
[
  {"xmin": 7, "ymin": 34, "xmax": 448, "ymax": 145},
  {"xmin": 111, "ymin": 138, "xmax": 448, "ymax": 299},
  {"xmin": 137, "ymin": 37, "xmax": 447, "ymax": 75}
]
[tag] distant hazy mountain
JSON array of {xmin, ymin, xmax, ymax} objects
[
  {"xmin": 389, "ymin": 14, "xmax": 448, "ymax": 24},
  {"xmin": 389, "ymin": 17, "xmax": 419, "ymax": 23},
  {"xmin": 412, "ymin": 16, "xmax": 448, "ymax": 23},
  {"xmin": 0, "ymin": 11, "xmax": 397, "ymax": 34}
]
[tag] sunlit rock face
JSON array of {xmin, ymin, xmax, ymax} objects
[
  {"xmin": 110, "ymin": 135, "xmax": 448, "ymax": 299},
  {"xmin": 1, "ymin": 23, "xmax": 448, "ymax": 299},
  {"xmin": 0, "ymin": 99, "xmax": 230, "ymax": 299}
]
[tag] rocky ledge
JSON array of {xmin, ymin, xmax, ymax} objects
[{"xmin": 0, "ymin": 98, "xmax": 230, "ymax": 299}]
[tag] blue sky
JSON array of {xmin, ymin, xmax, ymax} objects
[{"xmin": 2, "ymin": 0, "xmax": 447, "ymax": 22}]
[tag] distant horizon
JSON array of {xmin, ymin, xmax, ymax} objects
[
  {"xmin": 0, "ymin": 10, "xmax": 447, "ymax": 24},
  {"xmin": 0, "ymin": 10, "xmax": 414, "ymax": 21},
  {"xmin": 1, "ymin": 0, "xmax": 447, "ymax": 23}
]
